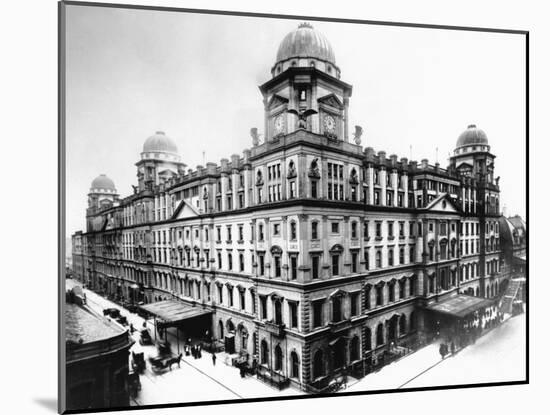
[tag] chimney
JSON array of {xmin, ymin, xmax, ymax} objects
[
  {"xmin": 206, "ymin": 162, "xmax": 217, "ymax": 174},
  {"xmin": 421, "ymin": 158, "xmax": 429, "ymax": 169},
  {"xmin": 220, "ymin": 158, "xmax": 229, "ymax": 173}
]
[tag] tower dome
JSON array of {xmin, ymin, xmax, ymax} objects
[
  {"xmin": 90, "ymin": 174, "xmax": 116, "ymax": 193},
  {"xmin": 456, "ymin": 124, "xmax": 489, "ymax": 148},
  {"xmin": 143, "ymin": 131, "xmax": 178, "ymax": 154},
  {"xmin": 272, "ymin": 22, "xmax": 340, "ymax": 77}
]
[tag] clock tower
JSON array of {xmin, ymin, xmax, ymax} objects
[{"xmin": 259, "ymin": 23, "xmax": 353, "ymax": 142}]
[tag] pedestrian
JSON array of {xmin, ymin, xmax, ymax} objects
[
  {"xmin": 191, "ymin": 345, "xmax": 196, "ymax": 359},
  {"xmin": 212, "ymin": 352, "xmax": 217, "ymax": 366},
  {"xmin": 439, "ymin": 343, "xmax": 446, "ymax": 360},
  {"xmin": 450, "ymin": 341, "xmax": 455, "ymax": 355},
  {"xmin": 239, "ymin": 366, "xmax": 245, "ymax": 378},
  {"xmin": 197, "ymin": 344, "xmax": 202, "ymax": 359}
]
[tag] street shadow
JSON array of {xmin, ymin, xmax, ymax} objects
[{"xmin": 34, "ymin": 398, "xmax": 57, "ymax": 413}]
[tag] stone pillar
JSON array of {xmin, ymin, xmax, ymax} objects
[
  {"xmin": 380, "ymin": 167, "xmax": 387, "ymax": 206},
  {"xmin": 367, "ymin": 164, "xmax": 374, "ymax": 205},
  {"xmin": 321, "ymin": 215, "xmax": 329, "ymax": 279}
]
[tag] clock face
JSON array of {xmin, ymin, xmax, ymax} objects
[
  {"xmin": 274, "ymin": 115, "xmax": 285, "ymax": 134},
  {"xmin": 324, "ymin": 115, "xmax": 336, "ymax": 133}
]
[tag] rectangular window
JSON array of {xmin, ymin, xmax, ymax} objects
[
  {"xmin": 350, "ymin": 292, "xmax": 359, "ymax": 317},
  {"xmin": 311, "ymin": 255, "xmax": 320, "ymax": 279},
  {"xmin": 332, "ymin": 254, "xmax": 339, "ymax": 276},
  {"xmin": 290, "ymin": 181, "xmax": 296, "ymax": 199},
  {"xmin": 259, "ymin": 223, "xmax": 264, "ymax": 241},
  {"xmin": 313, "ymin": 301, "xmax": 323, "ymax": 328},
  {"xmin": 260, "ymin": 296, "xmax": 267, "ymax": 319},
  {"xmin": 311, "ymin": 221, "xmax": 318, "ymax": 239},
  {"xmin": 259, "ymin": 254, "xmax": 265, "ymax": 276},
  {"xmin": 351, "ymin": 252, "xmax": 358, "ymax": 273},
  {"xmin": 331, "ymin": 222, "xmax": 339, "ymax": 233},
  {"xmin": 311, "ymin": 180, "xmax": 317, "ymax": 198},
  {"xmin": 238, "ymin": 225, "xmax": 244, "ymax": 241},
  {"xmin": 274, "ymin": 256, "xmax": 281, "ymax": 277},
  {"xmin": 228, "ymin": 253, "xmax": 233, "ymax": 270},
  {"xmin": 376, "ymin": 222, "xmax": 382, "ymax": 238},
  {"xmin": 289, "ymin": 302, "xmax": 298, "ymax": 329},
  {"xmin": 217, "ymin": 251, "xmax": 222, "ymax": 269},
  {"xmin": 351, "ymin": 222, "xmax": 357, "ymax": 238},
  {"xmin": 290, "ymin": 256, "xmax": 298, "ymax": 280}
]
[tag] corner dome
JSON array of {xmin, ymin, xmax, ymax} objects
[
  {"xmin": 143, "ymin": 131, "xmax": 178, "ymax": 154},
  {"xmin": 272, "ymin": 23, "xmax": 340, "ymax": 77},
  {"xmin": 90, "ymin": 174, "xmax": 116, "ymax": 192},
  {"xmin": 456, "ymin": 124, "xmax": 489, "ymax": 148}
]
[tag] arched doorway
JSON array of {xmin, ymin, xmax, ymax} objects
[
  {"xmin": 274, "ymin": 345, "xmax": 283, "ymax": 371},
  {"xmin": 226, "ymin": 319, "xmax": 235, "ymax": 333},
  {"xmin": 261, "ymin": 340, "xmax": 269, "ymax": 365},
  {"xmin": 350, "ymin": 336, "xmax": 360, "ymax": 362},
  {"xmin": 218, "ymin": 320, "xmax": 224, "ymax": 339},
  {"xmin": 388, "ymin": 315, "xmax": 398, "ymax": 343},
  {"xmin": 399, "ymin": 314, "xmax": 407, "ymax": 336},
  {"xmin": 290, "ymin": 351, "xmax": 300, "ymax": 378},
  {"xmin": 376, "ymin": 323, "xmax": 384, "ymax": 346},
  {"xmin": 332, "ymin": 338, "xmax": 346, "ymax": 369},
  {"xmin": 313, "ymin": 350, "xmax": 324, "ymax": 378}
]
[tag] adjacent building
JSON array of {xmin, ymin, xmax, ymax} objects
[
  {"xmin": 71, "ymin": 23, "xmax": 509, "ymax": 391},
  {"xmin": 65, "ymin": 281, "xmax": 134, "ymax": 410}
]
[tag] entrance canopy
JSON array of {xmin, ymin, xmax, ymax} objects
[
  {"xmin": 139, "ymin": 300, "xmax": 211, "ymax": 326},
  {"xmin": 426, "ymin": 295, "xmax": 494, "ymax": 319}
]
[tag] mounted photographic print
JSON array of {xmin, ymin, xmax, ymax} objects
[{"xmin": 59, "ymin": 1, "xmax": 528, "ymax": 413}]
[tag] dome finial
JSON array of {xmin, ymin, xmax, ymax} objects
[{"xmin": 298, "ymin": 22, "xmax": 313, "ymax": 29}]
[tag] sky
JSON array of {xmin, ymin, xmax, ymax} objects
[{"xmin": 65, "ymin": 5, "xmax": 526, "ymax": 237}]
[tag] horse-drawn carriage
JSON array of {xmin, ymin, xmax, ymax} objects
[
  {"xmin": 102, "ymin": 308, "xmax": 120, "ymax": 319},
  {"xmin": 116, "ymin": 315, "xmax": 128, "ymax": 326},
  {"xmin": 139, "ymin": 328, "xmax": 154, "ymax": 346},
  {"xmin": 131, "ymin": 351, "xmax": 146, "ymax": 374},
  {"xmin": 148, "ymin": 353, "xmax": 183, "ymax": 372}
]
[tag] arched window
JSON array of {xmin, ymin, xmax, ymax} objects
[
  {"xmin": 261, "ymin": 340, "xmax": 269, "ymax": 365},
  {"xmin": 313, "ymin": 350, "xmax": 324, "ymax": 378},
  {"xmin": 350, "ymin": 336, "xmax": 360, "ymax": 361},
  {"xmin": 218, "ymin": 320, "xmax": 224, "ymax": 339},
  {"xmin": 290, "ymin": 351, "xmax": 300, "ymax": 378},
  {"xmin": 274, "ymin": 345, "xmax": 283, "ymax": 371},
  {"xmin": 376, "ymin": 323, "xmax": 384, "ymax": 346}
]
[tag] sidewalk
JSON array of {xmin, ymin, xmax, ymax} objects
[
  {"xmin": 76, "ymin": 284, "xmax": 302, "ymax": 405},
  {"xmin": 347, "ymin": 313, "xmax": 526, "ymax": 392}
]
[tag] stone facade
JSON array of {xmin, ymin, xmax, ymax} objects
[{"xmin": 71, "ymin": 23, "xmax": 508, "ymax": 391}]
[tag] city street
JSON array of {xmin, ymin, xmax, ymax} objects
[
  {"xmin": 347, "ymin": 313, "xmax": 526, "ymax": 392},
  {"xmin": 68, "ymin": 281, "xmax": 302, "ymax": 405}
]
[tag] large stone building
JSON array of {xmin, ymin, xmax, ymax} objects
[{"xmin": 71, "ymin": 23, "xmax": 508, "ymax": 391}]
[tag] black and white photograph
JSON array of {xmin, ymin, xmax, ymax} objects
[{"xmin": 59, "ymin": 1, "xmax": 528, "ymax": 413}]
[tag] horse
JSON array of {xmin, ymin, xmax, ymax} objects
[{"xmin": 165, "ymin": 353, "xmax": 183, "ymax": 370}]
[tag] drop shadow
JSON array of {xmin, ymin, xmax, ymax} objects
[{"xmin": 34, "ymin": 398, "xmax": 57, "ymax": 413}]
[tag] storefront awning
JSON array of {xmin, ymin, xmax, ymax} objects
[
  {"xmin": 139, "ymin": 300, "xmax": 211, "ymax": 325},
  {"xmin": 513, "ymin": 254, "xmax": 526, "ymax": 264},
  {"xmin": 426, "ymin": 295, "xmax": 494, "ymax": 319}
]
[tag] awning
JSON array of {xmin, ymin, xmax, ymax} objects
[
  {"xmin": 426, "ymin": 295, "xmax": 494, "ymax": 319},
  {"xmin": 513, "ymin": 255, "xmax": 526, "ymax": 264},
  {"xmin": 139, "ymin": 300, "xmax": 211, "ymax": 325}
]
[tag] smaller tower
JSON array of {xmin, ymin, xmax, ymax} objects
[
  {"xmin": 136, "ymin": 131, "xmax": 186, "ymax": 191},
  {"xmin": 87, "ymin": 174, "xmax": 118, "ymax": 210}
]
